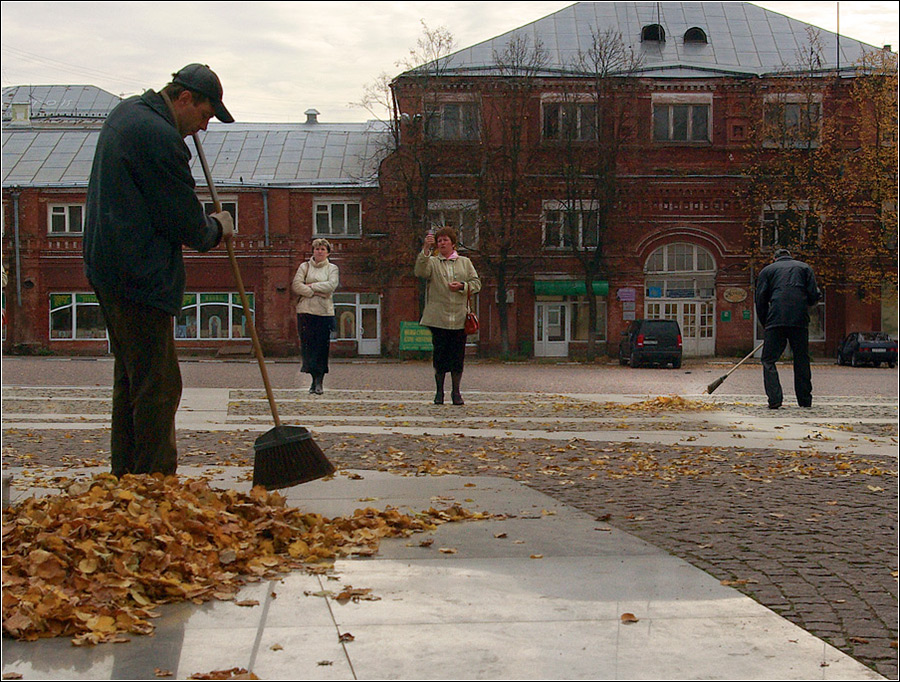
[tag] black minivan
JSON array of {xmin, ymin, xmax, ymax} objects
[{"xmin": 618, "ymin": 319, "xmax": 683, "ymax": 368}]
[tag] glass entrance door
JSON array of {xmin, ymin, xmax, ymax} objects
[
  {"xmin": 646, "ymin": 300, "xmax": 715, "ymax": 356},
  {"xmin": 535, "ymin": 302, "xmax": 570, "ymax": 357}
]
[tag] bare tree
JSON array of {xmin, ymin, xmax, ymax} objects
[
  {"xmin": 550, "ymin": 28, "xmax": 642, "ymax": 360},
  {"xmin": 465, "ymin": 34, "xmax": 550, "ymax": 356},
  {"xmin": 354, "ymin": 22, "xmax": 457, "ymax": 285}
]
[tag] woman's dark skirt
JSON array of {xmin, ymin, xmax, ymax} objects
[
  {"xmin": 428, "ymin": 326, "xmax": 467, "ymax": 374},
  {"xmin": 298, "ymin": 313, "xmax": 334, "ymax": 376}
]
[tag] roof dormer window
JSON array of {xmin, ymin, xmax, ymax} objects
[
  {"xmin": 641, "ymin": 24, "xmax": 666, "ymax": 42},
  {"xmin": 684, "ymin": 27, "xmax": 708, "ymax": 44}
]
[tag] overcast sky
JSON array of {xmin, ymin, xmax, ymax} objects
[{"xmin": 2, "ymin": 1, "xmax": 897, "ymax": 123}]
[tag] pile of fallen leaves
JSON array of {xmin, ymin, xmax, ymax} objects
[
  {"xmin": 2, "ymin": 473, "xmax": 483, "ymax": 646},
  {"xmin": 620, "ymin": 396, "xmax": 718, "ymax": 412}
]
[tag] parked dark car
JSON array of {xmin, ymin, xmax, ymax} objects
[
  {"xmin": 836, "ymin": 332, "xmax": 897, "ymax": 368},
  {"xmin": 618, "ymin": 319, "xmax": 683, "ymax": 368}
]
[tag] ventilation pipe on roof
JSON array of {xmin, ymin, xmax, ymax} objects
[{"xmin": 305, "ymin": 109, "xmax": 320, "ymax": 124}]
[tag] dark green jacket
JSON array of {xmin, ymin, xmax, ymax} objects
[{"xmin": 84, "ymin": 90, "xmax": 221, "ymax": 315}]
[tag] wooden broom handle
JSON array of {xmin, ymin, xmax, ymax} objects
[{"xmin": 192, "ymin": 132, "xmax": 282, "ymax": 427}]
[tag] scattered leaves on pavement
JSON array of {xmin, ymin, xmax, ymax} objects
[{"xmin": 2, "ymin": 473, "xmax": 488, "ymax": 645}]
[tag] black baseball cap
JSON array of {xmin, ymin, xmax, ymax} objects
[{"xmin": 171, "ymin": 64, "xmax": 234, "ymax": 123}]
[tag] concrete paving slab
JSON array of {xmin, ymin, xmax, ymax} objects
[{"xmin": 2, "ymin": 466, "xmax": 882, "ymax": 680}]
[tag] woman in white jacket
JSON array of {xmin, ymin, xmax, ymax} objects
[{"xmin": 292, "ymin": 238, "xmax": 339, "ymax": 394}]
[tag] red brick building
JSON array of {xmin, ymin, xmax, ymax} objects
[{"xmin": 2, "ymin": 3, "xmax": 896, "ymax": 360}]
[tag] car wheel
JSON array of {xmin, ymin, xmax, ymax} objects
[
  {"xmin": 836, "ymin": 351, "xmax": 845, "ymax": 366},
  {"xmin": 672, "ymin": 358, "xmax": 682, "ymax": 369},
  {"xmin": 851, "ymin": 353, "xmax": 861, "ymax": 367},
  {"xmin": 889, "ymin": 361, "xmax": 896, "ymax": 369},
  {"xmin": 630, "ymin": 353, "xmax": 641, "ymax": 368}
]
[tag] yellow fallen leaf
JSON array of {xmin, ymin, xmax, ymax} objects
[{"xmin": 620, "ymin": 612, "xmax": 639, "ymax": 624}]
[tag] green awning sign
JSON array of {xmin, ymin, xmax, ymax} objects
[{"xmin": 534, "ymin": 280, "xmax": 609, "ymax": 296}]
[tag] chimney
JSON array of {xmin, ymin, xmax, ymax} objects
[
  {"xmin": 304, "ymin": 108, "xmax": 320, "ymax": 124},
  {"xmin": 10, "ymin": 101, "xmax": 31, "ymax": 124}
]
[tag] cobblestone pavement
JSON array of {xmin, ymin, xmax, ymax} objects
[{"xmin": 2, "ymin": 377, "xmax": 897, "ymax": 677}]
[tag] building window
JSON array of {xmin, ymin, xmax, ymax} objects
[
  {"xmin": 202, "ymin": 200, "xmax": 238, "ymax": 232},
  {"xmin": 49, "ymin": 293, "xmax": 106, "ymax": 339},
  {"xmin": 809, "ymin": 301, "xmax": 825, "ymax": 341},
  {"xmin": 645, "ymin": 243, "xmax": 716, "ymax": 299},
  {"xmin": 542, "ymin": 201, "xmax": 599, "ymax": 249},
  {"xmin": 176, "ymin": 293, "xmax": 254, "ymax": 339},
  {"xmin": 684, "ymin": 27, "xmax": 708, "ymax": 44},
  {"xmin": 653, "ymin": 103, "xmax": 709, "ymax": 142},
  {"xmin": 425, "ymin": 102, "xmax": 479, "ymax": 141},
  {"xmin": 641, "ymin": 24, "xmax": 665, "ymax": 42},
  {"xmin": 48, "ymin": 204, "xmax": 84, "ymax": 234},
  {"xmin": 542, "ymin": 101, "xmax": 597, "ymax": 141},
  {"xmin": 573, "ymin": 298, "xmax": 608, "ymax": 342},
  {"xmin": 761, "ymin": 203, "xmax": 821, "ymax": 249},
  {"xmin": 314, "ymin": 200, "xmax": 361, "ymax": 237},
  {"xmin": 428, "ymin": 201, "xmax": 479, "ymax": 249},
  {"xmin": 764, "ymin": 94, "xmax": 822, "ymax": 148}
]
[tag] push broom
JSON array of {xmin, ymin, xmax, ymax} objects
[
  {"xmin": 706, "ymin": 342, "xmax": 764, "ymax": 394},
  {"xmin": 192, "ymin": 132, "xmax": 335, "ymax": 489}
]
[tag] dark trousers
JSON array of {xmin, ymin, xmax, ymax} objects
[
  {"xmin": 428, "ymin": 326, "xmax": 467, "ymax": 374},
  {"xmin": 95, "ymin": 289, "xmax": 182, "ymax": 476},
  {"xmin": 298, "ymin": 313, "xmax": 332, "ymax": 376},
  {"xmin": 761, "ymin": 325, "xmax": 812, "ymax": 407}
]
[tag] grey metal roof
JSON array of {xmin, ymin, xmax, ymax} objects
[
  {"xmin": 2, "ymin": 85, "xmax": 120, "ymax": 122},
  {"xmin": 2, "ymin": 121, "xmax": 390, "ymax": 189},
  {"xmin": 413, "ymin": 1, "xmax": 880, "ymax": 78}
]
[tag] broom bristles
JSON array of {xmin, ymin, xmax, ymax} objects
[
  {"xmin": 252, "ymin": 425, "xmax": 335, "ymax": 490},
  {"xmin": 706, "ymin": 375, "xmax": 726, "ymax": 394}
]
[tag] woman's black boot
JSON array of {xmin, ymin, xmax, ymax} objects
[
  {"xmin": 434, "ymin": 372, "xmax": 445, "ymax": 404},
  {"xmin": 451, "ymin": 371, "xmax": 464, "ymax": 405}
]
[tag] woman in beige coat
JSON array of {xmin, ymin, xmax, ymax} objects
[
  {"xmin": 415, "ymin": 227, "xmax": 481, "ymax": 404},
  {"xmin": 292, "ymin": 238, "xmax": 339, "ymax": 394}
]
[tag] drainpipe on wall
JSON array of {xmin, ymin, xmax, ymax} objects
[
  {"xmin": 12, "ymin": 188, "xmax": 22, "ymax": 307},
  {"xmin": 262, "ymin": 187, "xmax": 270, "ymax": 247}
]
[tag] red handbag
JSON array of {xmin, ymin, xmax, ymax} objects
[{"xmin": 465, "ymin": 291, "xmax": 479, "ymax": 335}]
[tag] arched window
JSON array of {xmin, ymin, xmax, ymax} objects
[
  {"xmin": 641, "ymin": 24, "xmax": 666, "ymax": 43},
  {"xmin": 684, "ymin": 27, "xmax": 708, "ymax": 44},
  {"xmin": 645, "ymin": 243, "xmax": 716, "ymax": 299}
]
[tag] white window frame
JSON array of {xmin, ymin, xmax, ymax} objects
[
  {"xmin": 201, "ymin": 197, "xmax": 238, "ymax": 233},
  {"xmin": 651, "ymin": 93, "xmax": 712, "ymax": 143},
  {"xmin": 541, "ymin": 95, "xmax": 597, "ymax": 141},
  {"xmin": 760, "ymin": 201, "xmax": 822, "ymax": 249},
  {"xmin": 763, "ymin": 92, "xmax": 823, "ymax": 148},
  {"xmin": 176, "ymin": 292, "xmax": 254, "ymax": 340},
  {"xmin": 424, "ymin": 101, "xmax": 480, "ymax": 141},
  {"xmin": 314, "ymin": 197, "xmax": 362, "ymax": 237},
  {"xmin": 49, "ymin": 292, "xmax": 106, "ymax": 340},
  {"xmin": 644, "ymin": 243, "xmax": 717, "ymax": 300},
  {"xmin": 48, "ymin": 203, "xmax": 85, "ymax": 235},
  {"xmin": 542, "ymin": 200, "xmax": 599, "ymax": 250},
  {"xmin": 428, "ymin": 200, "xmax": 479, "ymax": 249}
]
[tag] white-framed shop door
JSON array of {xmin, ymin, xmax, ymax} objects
[
  {"xmin": 535, "ymin": 301, "xmax": 570, "ymax": 357},
  {"xmin": 357, "ymin": 303, "xmax": 381, "ymax": 355},
  {"xmin": 646, "ymin": 300, "xmax": 715, "ymax": 356}
]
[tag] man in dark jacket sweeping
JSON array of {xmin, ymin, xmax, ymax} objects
[
  {"xmin": 754, "ymin": 248, "xmax": 821, "ymax": 409},
  {"xmin": 84, "ymin": 64, "xmax": 235, "ymax": 476}
]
